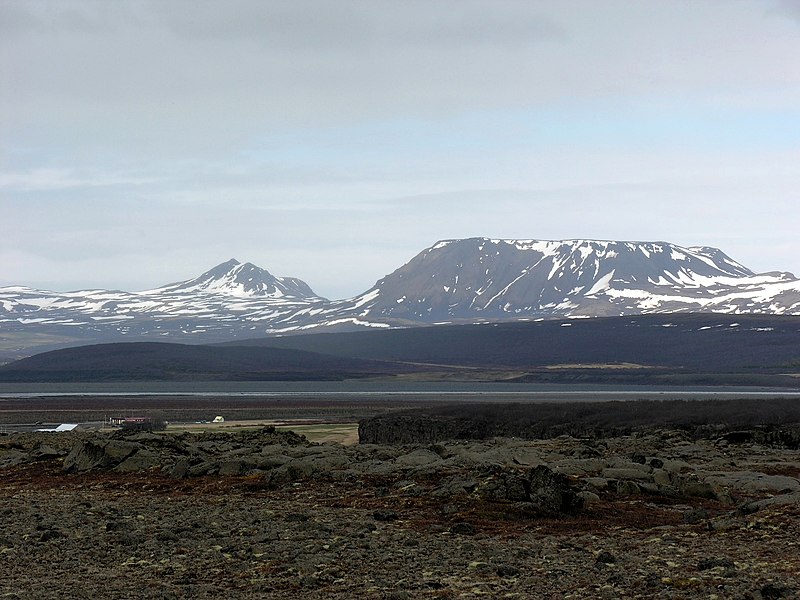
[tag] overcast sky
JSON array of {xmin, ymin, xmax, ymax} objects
[{"xmin": 2, "ymin": 0, "xmax": 799, "ymax": 299}]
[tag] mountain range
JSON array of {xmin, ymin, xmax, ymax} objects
[{"xmin": 2, "ymin": 238, "xmax": 799, "ymax": 361}]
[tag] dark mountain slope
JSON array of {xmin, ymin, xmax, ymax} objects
[
  {"xmin": 2, "ymin": 314, "xmax": 799, "ymax": 384},
  {"xmin": 223, "ymin": 313, "xmax": 800, "ymax": 373}
]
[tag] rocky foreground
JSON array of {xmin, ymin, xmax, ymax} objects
[{"xmin": 1, "ymin": 423, "xmax": 799, "ymax": 599}]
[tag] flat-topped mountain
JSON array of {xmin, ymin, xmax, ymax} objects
[
  {"xmin": 1, "ymin": 238, "xmax": 799, "ymax": 360},
  {"xmin": 332, "ymin": 238, "xmax": 798, "ymax": 321}
]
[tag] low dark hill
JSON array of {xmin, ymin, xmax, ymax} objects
[
  {"xmin": 224, "ymin": 313, "xmax": 800, "ymax": 371},
  {"xmin": 0, "ymin": 342, "xmax": 422, "ymax": 382},
  {"xmin": 4, "ymin": 314, "xmax": 799, "ymax": 383}
]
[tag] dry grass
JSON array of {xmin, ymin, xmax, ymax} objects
[
  {"xmin": 544, "ymin": 362, "xmax": 650, "ymax": 370},
  {"xmin": 164, "ymin": 419, "xmax": 360, "ymax": 445},
  {"xmin": 276, "ymin": 423, "xmax": 359, "ymax": 445}
]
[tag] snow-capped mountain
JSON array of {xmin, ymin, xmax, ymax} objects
[
  {"xmin": 148, "ymin": 259, "xmax": 320, "ymax": 299},
  {"xmin": 328, "ymin": 238, "xmax": 800, "ymax": 322},
  {"xmin": 1, "ymin": 239, "xmax": 799, "ymax": 360},
  {"xmin": 0, "ymin": 259, "xmax": 328, "ymax": 360}
]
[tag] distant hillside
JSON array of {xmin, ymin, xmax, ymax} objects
[
  {"xmin": 0, "ymin": 342, "xmax": 422, "ymax": 382},
  {"xmin": 2, "ymin": 314, "xmax": 799, "ymax": 385},
  {"xmin": 223, "ymin": 313, "xmax": 800, "ymax": 385}
]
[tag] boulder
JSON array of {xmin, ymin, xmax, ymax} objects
[
  {"xmin": 114, "ymin": 449, "xmax": 163, "ymax": 473},
  {"xmin": 614, "ymin": 480, "xmax": 641, "ymax": 496},
  {"xmin": 480, "ymin": 465, "xmax": 582, "ymax": 515},
  {"xmin": 0, "ymin": 450, "xmax": 30, "ymax": 468},
  {"xmin": 432, "ymin": 476, "xmax": 477, "ymax": 498},
  {"xmin": 63, "ymin": 439, "xmax": 143, "ymax": 472},
  {"xmin": 528, "ymin": 465, "xmax": 583, "ymax": 513},
  {"xmin": 602, "ymin": 467, "xmax": 653, "ymax": 482},
  {"xmin": 264, "ymin": 459, "xmax": 315, "ymax": 486},
  {"xmin": 28, "ymin": 444, "xmax": 65, "ymax": 461},
  {"xmin": 704, "ymin": 472, "xmax": 800, "ymax": 494},
  {"xmin": 394, "ymin": 448, "xmax": 443, "ymax": 468},
  {"xmin": 480, "ymin": 473, "xmax": 530, "ymax": 503},
  {"xmin": 739, "ymin": 491, "xmax": 800, "ymax": 514},
  {"xmin": 169, "ymin": 457, "xmax": 190, "ymax": 479},
  {"xmin": 217, "ymin": 460, "xmax": 245, "ymax": 476}
]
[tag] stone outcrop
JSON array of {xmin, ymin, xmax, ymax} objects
[
  {"xmin": 2, "ymin": 424, "xmax": 800, "ymax": 599},
  {"xmin": 3, "ymin": 423, "xmax": 800, "ymax": 523},
  {"xmin": 358, "ymin": 408, "xmax": 800, "ymax": 447}
]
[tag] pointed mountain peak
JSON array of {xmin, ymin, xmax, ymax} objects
[
  {"xmin": 205, "ymin": 258, "xmax": 241, "ymax": 272},
  {"xmin": 152, "ymin": 260, "xmax": 321, "ymax": 300}
]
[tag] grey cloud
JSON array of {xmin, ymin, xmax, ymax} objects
[
  {"xmin": 150, "ymin": 0, "xmax": 565, "ymax": 49},
  {"xmin": 152, "ymin": 1, "xmax": 375, "ymax": 47},
  {"xmin": 0, "ymin": 1, "xmax": 568, "ymax": 138},
  {"xmin": 4, "ymin": 0, "xmax": 796, "ymax": 148},
  {"xmin": 2, "ymin": 1, "xmax": 799, "ymax": 296},
  {"xmin": 0, "ymin": 2, "xmax": 40, "ymax": 34},
  {"xmin": 0, "ymin": 0, "xmax": 134, "ymax": 35},
  {"xmin": 776, "ymin": 0, "xmax": 800, "ymax": 21}
]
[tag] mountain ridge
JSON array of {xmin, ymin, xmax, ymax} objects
[
  {"xmin": 1, "ymin": 237, "xmax": 799, "ymax": 360},
  {"xmin": 310, "ymin": 238, "xmax": 799, "ymax": 323}
]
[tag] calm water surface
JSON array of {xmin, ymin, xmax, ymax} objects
[{"xmin": 2, "ymin": 380, "xmax": 799, "ymax": 400}]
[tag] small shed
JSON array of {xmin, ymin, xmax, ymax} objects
[{"xmin": 37, "ymin": 423, "xmax": 79, "ymax": 432}]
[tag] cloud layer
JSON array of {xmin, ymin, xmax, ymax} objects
[{"xmin": 2, "ymin": 1, "xmax": 799, "ymax": 297}]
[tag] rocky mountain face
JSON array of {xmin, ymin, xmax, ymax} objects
[
  {"xmin": 1, "ymin": 239, "xmax": 799, "ymax": 360},
  {"xmin": 335, "ymin": 238, "xmax": 800, "ymax": 321}
]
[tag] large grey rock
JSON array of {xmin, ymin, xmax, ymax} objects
[
  {"xmin": 480, "ymin": 465, "xmax": 582, "ymax": 515},
  {"xmin": 673, "ymin": 474, "xmax": 734, "ymax": 504},
  {"xmin": 28, "ymin": 444, "xmax": 65, "ymax": 461},
  {"xmin": 432, "ymin": 476, "xmax": 478, "ymax": 498},
  {"xmin": 63, "ymin": 439, "xmax": 143, "ymax": 472},
  {"xmin": 528, "ymin": 465, "xmax": 582, "ymax": 513},
  {"xmin": 652, "ymin": 469, "xmax": 672, "ymax": 486},
  {"xmin": 217, "ymin": 460, "xmax": 245, "ymax": 476},
  {"xmin": 394, "ymin": 448, "xmax": 443, "ymax": 468},
  {"xmin": 739, "ymin": 491, "xmax": 800, "ymax": 514},
  {"xmin": 601, "ymin": 467, "xmax": 653, "ymax": 481},
  {"xmin": 114, "ymin": 449, "xmax": 163, "ymax": 473},
  {"xmin": 480, "ymin": 473, "xmax": 530, "ymax": 503},
  {"xmin": 551, "ymin": 458, "xmax": 606, "ymax": 476},
  {"xmin": 0, "ymin": 450, "xmax": 29, "ymax": 468},
  {"xmin": 704, "ymin": 472, "xmax": 800, "ymax": 494},
  {"xmin": 585, "ymin": 477, "xmax": 611, "ymax": 491},
  {"xmin": 577, "ymin": 490, "xmax": 600, "ymax": 505},
  {"xmin": 264, "ymin": 459, "xmax": 316, "ymax": 486},
  {"xmin": 169, "ymin": 457, "xmax": 190, "ymax": 479}
]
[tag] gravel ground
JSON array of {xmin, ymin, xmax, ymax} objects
[{"xmin": 1, "ymin": 428, "xmax": 799, "ymax": 599}]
